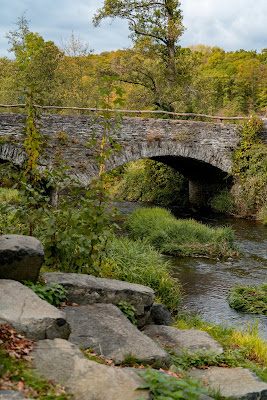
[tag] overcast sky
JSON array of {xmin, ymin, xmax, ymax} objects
[{"xmin": 0, "ymin": 0, "xmax": 266, "ymax": 58}]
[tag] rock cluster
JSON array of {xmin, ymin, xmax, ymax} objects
[{"xmin": 1, "ymin": 234, "xmax": 267, "ymax": 400}]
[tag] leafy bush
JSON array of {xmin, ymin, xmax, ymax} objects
[
  {"xmin": 125, "ymin": 207, "xmax": 236, "ymax": 258},
  {"xmin": 101, "ymin": 235, "xmax": 183, "ymax": 313},
  {"xmin": 227, "ymin": 284, "xmax": 267, "ymax": 315},
  {"xmin": 23, "ymin": 281, "xmax": 67, "ymax": 307}
]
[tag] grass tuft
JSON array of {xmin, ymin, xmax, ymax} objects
[
  {"xmin": 227, "ymin": 284, "xmax": 267, "ymax": 315},
  {"xmin": 125, "ymin": 207, "xmax": 236, "ymax": 258},
  {"xmin": 100, "ymin": 235, "xmax": 183, "ymax": 314}
]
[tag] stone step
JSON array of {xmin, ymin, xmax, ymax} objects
[
  {"xmin": 64, "ymin": 303, "xmax": 171, "ymax": 368},
  {"xmin": 0, "ymin": 280, "xmax": 70, "ymax": 340},
  {"xmin": 43, "ymin": 272, "xmax": 155, "ymax": 327},
  {"xmin": 143, "ymin": 325, "xmax": 224, "ymax": 355},
  {"xmin": 32, "ymin": 338, "xmax": 150, "ymax": 400},
  {"xmin": 189, "ymin": 366, "xmax": 267, "ymax": 399}
]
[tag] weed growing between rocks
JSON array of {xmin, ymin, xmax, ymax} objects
[
  {"xmin": 125, "ymin": 207, "xmax": 237, "ymax": 258},
  {"xmin": 173, "ymin": 314, "xmax": 267, "ymax": 383},
  {"xmin": 23, "ymin": 280, "xmax": 68, "ymax": 307},
  {"xmin": 137, "ymin": 368, "xmax": 205, "ymax": 400},
  {"xmin": 117, "ymin": 301, "xmax": 137, "ymax": 326},
  {"xmin": 0, "ymin": 324, "xmax": 70, "ymax": 399},
  {"xmin": 227, "ymin": 284, "xmax": 267, "ymax": 315}
]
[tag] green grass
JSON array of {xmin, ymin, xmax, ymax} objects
[
  {"xmin": 227, "ymin": 284, "xmax": 267, "ymax": 315},
  {"xmin": 100, "ymin": 235, "xmax": 183, "ymax": 313},
  {"xmin": 210, "ymin": 188, "xmax": 236, "ymax": 213},
  {"xmin": 0, "ymin": 187, "xmax": 20, "ymax": 203},
  {"xmin": 125, "ymin": 207, "xmax": 236, "ymax": 258}
]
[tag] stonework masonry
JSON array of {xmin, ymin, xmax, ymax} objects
[{"xmin": 0, "ymin": 113, "xmax": 266, "ymax": 205}]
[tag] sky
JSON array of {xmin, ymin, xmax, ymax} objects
[{"xmin": 0, "ymin": 0, "xmax": 266, "ymax": 58}]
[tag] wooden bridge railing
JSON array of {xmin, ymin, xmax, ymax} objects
[{"xmin": 0, "ymin": 103, "xmax": 256, "ymax": 122}]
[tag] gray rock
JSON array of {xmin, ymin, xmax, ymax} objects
[
  {"xmin": 43, "ymin": 272, "xmax": 155, "ymax": 327},
  {"xmin": 0, "ymin": 280, "xmax": 70, "ymax": 340},
  {"xmin": 64, "ymin": 303, "xmax": 171, "ymax": 367},
  {"xmin": 189, "ymin": 366, "xmax": 267, "ymax": 399},
  {"xmin": 147, "ymin": 303, "xmax": 174, "ymax": 326},
  {"xmin": 32, "ymin": 338, "xmax": 150, "ymax": 400},
  {"xmin": 143, "ymin": 325, "xmax": 224, "ymax": 355},
  {"xmin": 0, "ymin": 235, "xmax": 44, "ymax": 283},
  {"xmin": 0, "ymin": 392, "xmax": 27, "ymax": 400}
]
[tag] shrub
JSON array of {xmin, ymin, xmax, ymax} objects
[{"xmin": 232, "ymin": 118, "xmax": 267, "ymax": 220}]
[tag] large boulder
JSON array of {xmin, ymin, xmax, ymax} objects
[
  {"xmin": 0, "ymin": 235, "xmax": 44, "ymax": 283},
  {"xmin": 189, "ymin": 366, "xmax": 267, "ymax": 399},
  {"xmin": 64, "ymin": 303, "xmax": 171, "ymax": 367},
  {"xmin": 43, "ymin": 272, "xmax": 155, "ymax": 327},
  {"xmin": 143, "ymin": 325, "xmax": 224, "ymax": 355},
  {"xmin": 0, "ymin": 280, "xmax": 70, "ymax": 340},
  {"xmin": 32, "ymin": 338, "xmax": 150, "ymax": 400}
]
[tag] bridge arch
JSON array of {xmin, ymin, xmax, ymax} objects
[{"xmin": 0, "ymin": 113, "xmax": 241, "ymax": 206}]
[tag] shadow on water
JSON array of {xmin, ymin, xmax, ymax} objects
[{"xmin": 114, "ymin": 201, "xmax": 267, "ymax": 338}]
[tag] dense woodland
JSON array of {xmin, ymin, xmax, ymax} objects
[{"xmin": 0, "ymin": 13, "xmax": 267, "ymax": 116}]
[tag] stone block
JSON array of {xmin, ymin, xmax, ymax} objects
[
  {"xmin": 189, "ymin": 366, "xmax": 267, "ymax": 399},
  {"xmin": 32, "ymin": 338, "xmax": 150, "ymax": 400},
  {"xmin": 64, "ymin": 303, "xmax": 171, "ymax": 367},
  {"xmin": 143, "ymin": 325, "xmax": 223, "ymax": 355},
  {"xmin": 0, "ymin": 280, "xmax": 70, "ymax": 340},
  {"xmin": 43, "ymin": 272, "xmax": 155, "ymax": 327}
]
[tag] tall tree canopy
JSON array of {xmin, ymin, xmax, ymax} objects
[{"xmin": 93, "ymin": 0, "xmax": 184, "ymax": 84}]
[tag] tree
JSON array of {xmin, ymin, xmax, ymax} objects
[
  {"xmin": 6, "ymin": 13, "xmax": 62, "ymax": 104},
  {"xmin": 58, "ymin": 33, "xmax": 95, "ymax": 108},
  {"xmin": 93, "ymin": 0, "xmax": 185, "ymax": 90}
]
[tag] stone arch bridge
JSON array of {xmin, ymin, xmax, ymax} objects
[{"xmin": 0, "ymin": 112, "xmax": 263, "ymax": 206}]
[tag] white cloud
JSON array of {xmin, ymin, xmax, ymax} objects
[
  {"xmin": 0, "ymin": 0, "xmax": 266, "ymax": 58},
  {"xmin": 180, "ymin": 0, "xmax": 267, "ymax": 51}
]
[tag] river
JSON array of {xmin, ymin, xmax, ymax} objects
[{"xmin": 115, "ymin": 201, "xmax": 267, "ymax": 339}]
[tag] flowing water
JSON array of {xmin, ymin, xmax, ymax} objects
[{"xmin": 115, "ymin": 201, "xmax": 267, "ymax": 338}]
